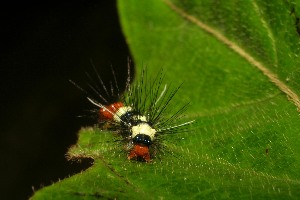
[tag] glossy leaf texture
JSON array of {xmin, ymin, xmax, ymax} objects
[{"xmin": 32, "ymin": 0, "xmax": 300, "ymax": 199}]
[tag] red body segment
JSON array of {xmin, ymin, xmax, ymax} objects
[
  {"xmin": 99, "ymin": 102, "xmax": 124, "ymax": 121},
  {"xmin": 128, "ymin": 144, "xmax": 151, "ymax": 162}
]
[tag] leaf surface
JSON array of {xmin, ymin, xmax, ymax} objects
[{"xmin": 32, "ymin": 0, "xmax": 300, "ymax": 199}]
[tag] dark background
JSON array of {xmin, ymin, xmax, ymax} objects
[{"xmin": 0, "ymin": 1, "xmax": 130, "ymax": 199}]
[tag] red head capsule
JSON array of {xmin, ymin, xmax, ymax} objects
[
  {"xmin": 99, "ymin": 102, "xmax": 124, "ymax": 121},
  {"xmin": 128, "ymin": 144, "xmax": 151, "ymax": 162}
]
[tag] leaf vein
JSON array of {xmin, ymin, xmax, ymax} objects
[
  {"xmin": 164, "ymin": 0, "xmax": 300, "ymax": 111},
  {"xmin": 252, "ymin": 0, "xmax": 278, "ymax": 67}
]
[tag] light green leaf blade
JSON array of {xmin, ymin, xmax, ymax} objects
[
  {"xmin": 31, "ymin": 0, "xmax": 300, "ymax": 199},
  {"xmin": 117, "ymin": 0, "xmax": 300, "ymax": 198}
]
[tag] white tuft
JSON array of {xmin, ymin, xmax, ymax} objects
[
  {"xmin": 113, "ymin": 106, "xmax": 132, "ymax": 122},
  {"xmin": 131, "ymin": 123, "xmax": 156, "ymax": 140}
]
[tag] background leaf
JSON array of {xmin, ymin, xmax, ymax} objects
[{"xmin": 32, "ymin": 0, "xmax": 300, "ymax": 199}]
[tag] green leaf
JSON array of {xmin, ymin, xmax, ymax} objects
[{"xmin": 31, "ymin": 0, "xmax": 300, "ymax": 199}]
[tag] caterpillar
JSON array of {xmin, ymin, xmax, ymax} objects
[{"xmin": 71, "ymin": 62, "xmax": 194, "ymax": 162}]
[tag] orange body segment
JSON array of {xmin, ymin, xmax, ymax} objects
[
  {"xmin": 99, "ymin": 102, "xmax": 124, "ymax": 121},
  {"xmin": 128, "ymin": 144, "xmax": 151, "ymax": 162}
]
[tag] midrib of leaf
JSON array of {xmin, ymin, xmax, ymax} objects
[{"xmin": 164, "ymin": 0, "xmax": 300, "ymax": 111}]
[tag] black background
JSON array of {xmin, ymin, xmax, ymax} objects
[{"xmin": 0, "ymin": 1, "xmax": 130, "ymax": 199}]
